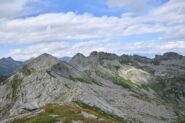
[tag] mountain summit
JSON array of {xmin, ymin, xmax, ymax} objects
[
  {"xmin": 0, "ymin": 57, "xmax": 24, "ymax": 75},
  {"xmin": 27, "ymin": 53, "xmax": 60, "ymax": 71}
]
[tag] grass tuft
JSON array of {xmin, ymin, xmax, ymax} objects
[
  {"xmin": 12, "ymin": 103, "xmax": 125, "ymax": 123},
  {"xmin": 0, "ymin": 75, "xmax": 7, "ymax": 85},
  {"xmin": 10, "ymin": 75, "xmax": 23, "ymax": 101},
  {"xmin": 112, "ymin": 71, "xmax": 136, "ymax": 89},
  {"xmin": 12, "ymin": 114, "xmax": 55, "ymax": 123},
  {"xmin": 21, "ymin": 65, "xmax": 34, "ymax": 76}
]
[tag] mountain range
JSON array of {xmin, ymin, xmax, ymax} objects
[
  {"xmin": 0, "ymin": 51, "xmax": 185, "ymax": 123},
  {"xmin": 0, "ymin": 56, "xmax": 72, "ymax": 76},
  {"xmin": 59, "ymin": 56, "xmax": 72, "ymax": 62},
  {"xmin": 0, "ymin": 57, "xmax": 24, "ymax": 76}
]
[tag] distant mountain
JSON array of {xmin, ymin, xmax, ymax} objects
[
  {"xmin": 0, "ymin": 57, "xmax": 24, "ymax": 75},
  {"xmin": 59, "ymin": 56, "xmax": 72, "ymax": 62},
  {"xmin": 0, "ymin": 52, "xmax": 185, "ymax": 123}
]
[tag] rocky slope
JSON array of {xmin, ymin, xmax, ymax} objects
[{"xmin": 0, "ymin": 52, "xmax": 185, "ymax": 123}]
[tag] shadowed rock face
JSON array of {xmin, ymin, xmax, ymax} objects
[
  {"xmin": 70, "ymin": 53, "xmax": 86, "ymax": 66},
  {"xmin": 0, "ymin": 52, "xmax": 185, "ymax": 123},
  {"xmin": 132, "ymin": 55, "xmax": 152, "ymax": 63},
  {"xmin": 51, "ymin": 61, "xmax": 89, "ymax": 80},
  {"xmin": 89, "ymin": 51, "xmax": 119, "ymax": 60},
  {"xmin": 155, "ymin": 52, "xmax": 183, "ymax": 60},
  {"xmin": 0, "ymin": 57, "xmax": 24, "ymax": 75}
]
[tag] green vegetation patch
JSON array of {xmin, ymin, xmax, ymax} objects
[
  {"xmin": 112, "ymin": 71, "xmax": 153, "ymax": 103},
  {"xmin": 151, "ymin": 59, "xmax": 160, "ymax": 65},
  {"xmin": 12, "ymin": 103, "xmax": 125, "ymax": 123},
  {"xmin": 138, "ymin": 84, "xmax": 150, "ymax": 91},
  {"xmin": 140, "ymin": 113, "xmax": 167, "ymax": 122},
  {"xmin": 114, "ymin": 65, "xmax": 120, "ymax": 70},
  {"xmin": 150, "ymin": 77, "xmax": 181, "ymax": 104},
  {"xmin": 174, "ymin": 117, "xmax": 185, "ymax": 123},
  {"xmin": 112, "ymin": 70, "xmax": 151, "ymax": 92},
  {"xmin": 150, "ymin": 75, "xmax": 185, "ymax": 120},
  {"xmin": 69, "ymin": 75, "xmax": 91, "ymax": 83},
  {"xmin": 75, "ymin": 101, "xmax": 143, "ymax": 123},
  {"xmin": 0, "ymin": 75, "xmax": 7, "ymax": 84},
  {"xmin": 12, "ymin": 114, "xmax": 55, "ymax": 123},
  {"xmin": 119, "ymin": 58, "xmax": 133, "ymax": 65},
  {"xmin": 113, "ymin": 71, "xmax": 136, "ymax": 89},
  {"xmin": 74, "ymin": 101, "xmax": 128, "ymax": 123},
  {"xmin": 10, "ymin": 75, "xmax": 23, "ymax": 101},
  {"xmin": 21, "ymin": 65, "xmax": 35, "ymax": 76}
]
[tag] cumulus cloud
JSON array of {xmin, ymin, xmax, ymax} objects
[
  {"xmin": 0, "ymin": 12, "xmax": 154, "ymax": 44},
  {"xmin": 0, "ymin": 0, "xmax": 184, "ymax": 45},
  {"xmin": 7, "ymin": 39, "xmax": 114, "ymax": 60},
  {"xmin": 0, "ymin": 0, "xmax": 38, "ymax": 18},
  {"xmin": 7, "ymin": 39, "xmax": 185, "ymax": 60},
  {"xmin": 7, "ymin": 41, "xmax": 68, "ymax": 60}
]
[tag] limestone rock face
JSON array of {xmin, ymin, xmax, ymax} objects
[
  {"xmin": 119, "ymin": 67, "xmax": 154, "ymax": 84},
  {"xmin": 0, "ymin": 52, "xmax": 185, "ymax": 123},
  {"xmin": 28, "ymin": 53, "xmax": 60, "ymax": 71}
]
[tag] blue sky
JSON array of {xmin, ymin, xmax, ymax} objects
[
  {"xmin": 26, "ymin": 0, "xmax": 169, "ymax": 17},
  {"xmin": 0, "ymin": 0, "xmax": 185, "ymax": 60}
]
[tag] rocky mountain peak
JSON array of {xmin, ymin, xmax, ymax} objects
[
  {"xmin": 1, "ymin": 57, "xmax": 14, "ymax": 62},
  {"xmin": 89, "ymin": 51, "xmax": 118, "ymax": 60},
  {"xmin": 155, "ymin": 52, "xmax": 183, "ymax": 60},
  {"xmin": 39, "ymin": 53, "xmax": 54, "ymax": 58},
  {"xmin": 72, "ymin": 53, "xmax": 86, "ymax": 59},
  {"xmin": 7, "ymin": 57, "xmax": 13, "ymax": 60},
  {"xmin": 132, "ymin": 55, "xmax": 152, "ymax": 63},
  {"xmin": 32, "ymin": 53, "xmax": 59, "ymax": 63},
  {"xmin": 0, "ymin": 57, "xmax": 24, "ymax": 75},
  {"xmin": 70, "ymin": 53, "xmax": 86, "ymax": 65},
  {"xmin": 163, "ymin": 52, "xmax": 183, "ymax": 59},
  {"xmin": 89, "ymin": 51, "xmax": 99, "ymax": 57},
  {"xmin": 28, "ymin": 53, "xmax": 60, "ymax": 71}
]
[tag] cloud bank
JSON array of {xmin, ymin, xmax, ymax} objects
[
  {"xmin": 0, "ymin": 0, "xmax": 38, "ymax": 18},
  {"xmin": 0, "ymin": 0, "xmax": 185, "ymax": 60}
]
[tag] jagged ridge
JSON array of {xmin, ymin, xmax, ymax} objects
[{"xmin": 0, "ymin": 52, "xmax": 185, "ymax": 123}]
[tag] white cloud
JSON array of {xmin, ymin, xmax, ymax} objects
[
  {"xmin": 159, "ymin": 41, "xmax": 185, "ymax": 50},
  {"xmin": 0, "ymin": 0, "xmax": 184, "ymax": 45},
  {"xmin": 122, "ymin": 40, "xmax": 185, "ymax": 56},
  {"xmin": 7, "ymin": 39, "xmax": 185, "ymax": 60},
  {"xmin": 7, "ymin": 39, "xmax": 114, "ymax": 60},
  {"xmin": 0, "ymin": 0, "xmax": 38, "ymax": 18},
  {"xmin": 0, "ymin": 0, "xmax": 185, "ymax": 60},
  {"xmin": 7, "ymin": 41, "xmax": 68, "ymax": 60}
]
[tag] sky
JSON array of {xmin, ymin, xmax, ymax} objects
[{"xmin": 0, "ymin": 0, "xmax": 185, "ymax": 60}]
